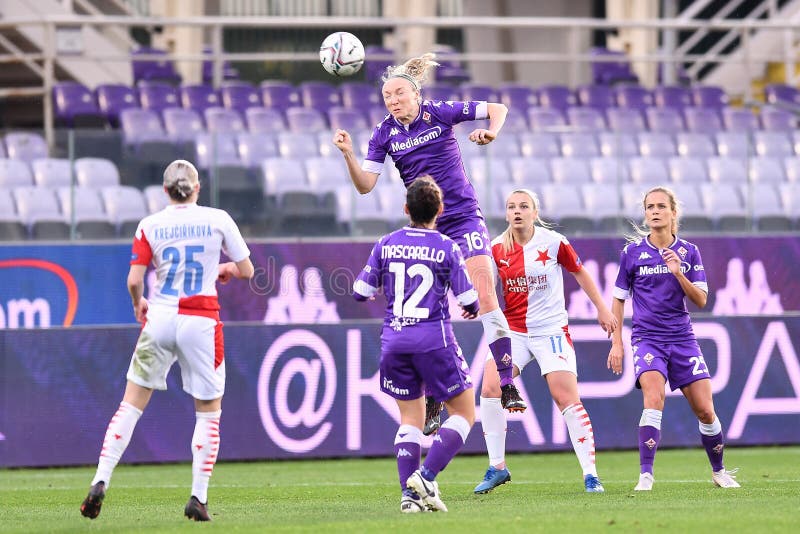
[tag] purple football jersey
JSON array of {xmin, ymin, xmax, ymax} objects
[
  {"xmin": 362, "ymin": 100, "xmax": 488, "ymax": 222},
  {"xmin": 612, "ymin": 236, "xmax": 708, "ymax": 342},
  {"xmin": 353, "ymin": 226, "xmax": 478, "ymax": 353}
]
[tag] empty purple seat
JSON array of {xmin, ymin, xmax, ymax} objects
[
  {"xmin": 95, "ymin": 84, "xmax": 139, "ymax": 127},
  {"xmin": 52, "ymin": 82, "xmax": 104, "ymax": 128},
  {"xmin": 299, "ymin": 81, "xmax": 341, "ymax": 114},
  {"xmin": 589, "ymin": 157, "xmax": 630, "ymax": 184},
  {"xmin": 527, "ymin": 108, "xmax": 565, "ymax": 132},
  {"xmin": 195, "ymin": 132, "xmax": 243, "ymax": 168},
  {"xmin": 460, "ymin": 84, "xmax": 498, "ymax": 102},
  {"xmin": 576, "ymin": 84, "xmax": 615, "ymax": 110},
  {"xmin": 707, "ymin": 157, "xmax": 748, "ymax": 183},
  {"xmin": 691, "ymin": 85, "xmax": 729, "ymax": 110},
  {"xmin": 162, "ymin": 107, "xmax": 205, "ymax": 143},
  {"xmin": 764, "ymin": 84, "xmax": 800, "ymax": 107},
  {"xmin": 328, "ymin": 107, "xmax": 368, "ymax": 131},
  {"xmin": 753, "ymin": 131, "xmax": 794, "ymax": 157},
  {"xmin": 590, "ymin": 47, "xmax": 639, "ymax": 85},
  {"xmin": 138, "ymin": 82, "xmax": 180, "ymax": 114},
  {"xmin": 498, "ymin": 84, "xmax": 538, "ymax": 113},
  {"xmin": 131, "ymin": 46, "xmax": 181, "ymax": 85},
  {"xmin": 668, "ymin": 157, "xmax": 708, "ymax": 182},
  {"xmin": 433, "ymin": 44, "xmax": 470, "ymax": 84},
  {"xmin": 715, "ymin": 132, "xmax": 750, "ymax": 157},
  {"xmin": 653, "ymin": 85, "xmax": 692, "ymax": 109},
  {"xmin": 201, "ymin": 45, "xmax": 240, "ymax": 84},
  {"xmin": 606, "ymin": 108, "xmax": 646, "ymax": 131},
  {"xmin": 220, "ymin": 81, "xmax": 262, "ymax": 115},
  {"xmin": 628, "ymin": 157, "xmax": 669, "ymax": 185},
  {"xmin": 683, "ymin": 107, "xmax": 722, "ymax": 133},
  {"xmin": 364, "ymin": 45, "xmax": 394, "ymax": 84},
  {"xmin": 518, "ymin": 132, "xmax": 560, "ymax": 158},
  {"xmin": 4, "ymin": 132, "xmax": 48, "ymax": 162},
  {"xmin": 423, "ymin": 83, "xmax": 459, "ymax": 102},
  {"xmin": 638, "ymin": 132, "xmax": 676, "ymax": 157},
  {"xmin": 340, "ymin": 81, "xmax": 381, "ymax": 109},
  {"xmin": 501, "ymin": 113, "xmax": 529, "ymax": 133},
  {"xmin": 645, "ymin": 107, "xmax": 685, "ymax": 133},
  {"xmin": 761, "ymin": 107, "xmax": 798, "ymax": 132},
  {"xmin": 559, "ymin": 132, "xmax": 599, "ymax": 157},
  {"xmin": 260, "ymin": 80, "xmax": 301, "ymax": 110},
  {"xmin": 749, "ymin": 157, "xmax": 785, "ymax": 183},
  {"xmin": 550, "ymin": 157, "xmax": 592, "ymax": 183},
  {"xmin": 598, "ymin": 132, "xmax": 639, "ymax": 157},
  {"xmin": 74, "ymin": 157, "xmax": 121, "ymax": 187},
  {"xmin": 368, "ymin": 106, "xmax": 389, "ymax": 126},
  {"xmin": 120, "ymin": 108, "xmax": 167, "ymax": 144},
  {"xmin": 286, "ymin": 107, "xmax": 327, "ymax": 133},
  {"xmin": 245, "ymin": 107, "xmax": 286, "ymax": 133},
  {"xmin": 278, "ymin": 132, "xmax": 322, "ymax": 159},
  {"xmin": 537, "ymin": 85, "xmax": 574, "ymax": 114},
  {"xmin": 675, "ymin": 132, "xmax": 716, "ymax": 157},
  {"xmin": 615, "ymin": 85, "xmax": 653, "ymax": 111},
  {"xmin": 566, "ymin": 107, "xmax": 606, "ymax": 132},
  {"xmin": 204, "ymin": 107, "xmax": 245, "ymax": 134},
  {"xmin": 0, "ymin": 158, "xmax": 34, "ymax": 187},
  {"xmin": 180, "ymin": 84, "xmax": 221, "ymax": 115},
  {"xmin": 237, "ymin": 132, "xmax": 278, "ymax": 168},
  {"xmin": 722, "ymin": 107, "xmax": 758, "ymax": 131}
]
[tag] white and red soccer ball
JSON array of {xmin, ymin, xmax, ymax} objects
[{"xmin": 319, "ymin": 32, "xmax": 365, "ymax": 77}]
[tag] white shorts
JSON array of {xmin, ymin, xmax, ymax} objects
[
  {"xmin": 487, "ymin": 329, "xmax": 577, "ymax": 377},
  {"xmin": 126, "ymin": 306, "xmax": 225, "ymax": 400}
]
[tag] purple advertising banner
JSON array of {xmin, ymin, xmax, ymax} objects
[
  {"xmin": 0, "ymin": 236, "xmax": 797, "ymax": 328},
  {"xmin": 1, "ymin": 317, "xmax": 799, "ymax": 467}
]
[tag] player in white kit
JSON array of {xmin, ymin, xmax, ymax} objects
[
  {"xmin": 80, "ymin": 160, "xmax": 254, "ymax": 522},
  {"xmin": 474, "ymin": 189, "xmax": 617, "ymax": 494}
]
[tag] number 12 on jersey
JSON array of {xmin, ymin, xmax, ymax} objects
[{"xmin": 388, "ymin": 261, "xmax": 433, "ymax": 319}]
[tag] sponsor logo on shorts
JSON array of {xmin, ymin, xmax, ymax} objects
[
  {"xmin": 643, "ymin": 353, "xmax": 655, "ymax": 366},
  {"xmin": 447, "ymin": 383, "xmax": 460, "ymax": 393},
  {"xmin": 383, "ymin": 378, "xmax": 410, "ymax": 396},
  {"xmin": 644, "ymin": 438, "xmax": 657, "ymax": 450}
]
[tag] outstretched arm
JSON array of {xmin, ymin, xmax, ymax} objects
[
  {"xmin": 333, "ymin": 129, "xmax": 379, "ymax": 193},
  {"xmin": 218, "ymin": 257, "xmax": 255, "ymax": 284},
  {"xmin": 469, "ymin": 102, "xmax": 508, "ymax": 145}
]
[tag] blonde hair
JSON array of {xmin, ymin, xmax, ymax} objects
[
  {"xmin": 382, "ymin": 52, "xmax": 439, "ymax": 91},
  {"xmin": 163, "ymin": 159, "xmax": 199, "ymax": 202},
  {"xmin": 498, "ymin": 188, "xmax": 551, "ymax": 254},
  {"xmin": 625, "ymin": 185, "xmax": 681, "ymax": 244}
]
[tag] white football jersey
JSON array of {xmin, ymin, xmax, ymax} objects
[
  {"xmin": 491, "ymin": 226, "xmax": 582, "ymax": 335},
  {"xmin": 130, "ymin": 203, "xmax": 250, "ymax": 310}
]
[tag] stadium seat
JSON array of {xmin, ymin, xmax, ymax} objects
[
  {"xmin": 260, "ymin": 157, "xmax": 309, "ymax": 196},
  {"xmin": 138, "ymin": 81, "xmax": 181, "ymax": 114},
  {"xmin": 628, "ymin": 157, "xmax": 669, "ymax": 185},
  {"xmin": 340, "ymin": 81, "xmax": 381, "ymax": 109},
  {"xmin": 119, "ymin": 109, "xmax": 172, "ymax": 160},
  {"xmin": 606, "ymin": 108, "xmax": 646, "ymax": 132},
  {"xmin": 299, "ymin": 81, "xmax": 341, "ymax": 114},
  {"xmin": 367, "ymin": 107, "xmax": 389, "ymax": 126},
  {"xmin": 683, "ymin": 107, "xmax": 723, "ymax": 133},
  {"xmin": 653, "ymin": 85, "xmax": 692, "ymax": 109},
  {"xmin": 779, "ymin": 183, "xmax": 800, "ymax": 228},
  {"xmin": 566, "ymin": 107, "xmax": 607, "ymax": 132},
  {"xmin": 539, "ymin": 183, "xmax": 594, "ymax": 234},
  {"xmin": 55, "ymin": 186, "xmax": 116, "ymax": 239},
  {"xmin": 559, "ymin": 132, "xmax": 599, "ymax": 157},
  {"xmin": 784, "ymin": 157, "xmax": 800, "ymax": 182},
  {"xmin": 180, "ymin": 84, "xmax": 221, "ymax": 115},
  {"xmin": 508, "ymin": 156, "xmax": 551, "ymax": 185},
  {"xmin": 334, "ymin": 185, "xmax": 390, "ymax": 235},
  {"xmin": 597, "ymin": 132, "xmax": 639, "ymax": 157},
  {"xmin": 4, "ymin": 132, "xmax": 48, "ymax": 162},
  {"xmin": 527, "ymin": 108, "xmax": 566, "ymax": 132},
  {"xmin": 715, "ymin": 132, "xmax": 751, "ymax": 158},
  {"xmin": 100, "ymin": 185, "xmax": 149, "ymax": 236},
  {"xmin": 245, "ymin": 107, "xmax": 287, "ymax": 133},
  {"xmin": 260, "ymin": 80, "xmax": 301, "ymax": 111},
  {"xmin": 645, "ymin": 107, "xmax": 685, "ymax": 133},
  {"xmin": 162, "ymin": 107, "xmax": 206, "ymax": 143},
  {"xmin": 518, "ymin": 132, "xmax": 560, "ymax": 158},
  {"xmin": 484, "ymin": 133, "xmax": 520, "ymax": 158},
  {"xmin": 764, "ymin": 84, "xmax": 800, "ymax": 107},
  {"xmin": 0, "ymin": 189, "xmax": 26, "ymax": 240},
  {"xmin": 74, "ymin": 157, "xmax": 121, "ymax": 187},
  {"xmin": 550, "ymin": 157, "xmax": 592, "ymax": 183},
  {"xmin": 637, "ymin": 132, "xmax": 676, "ymax": 157},
  {"xmin": 195, "ymin": 132, "xmax": 244, "ymax": 168},
  {"xmin": 363, "ymin": 45, "xmax": 394, "ymax": 83},
  {"xmin": 748, "ymin": 157, "xmax": 785, "ymax": 183},
  {"xmin": 220, "ymin": 81, "xmax": 262, "ymax": 115},
  {"xmin": 201, "ymin": 45, "xmax": 240, "ymax": 84},
  {"xmin": 500, "ymin": 112, "xmax": 530, "ymax": 133},
  {"xmin": 286, "ymin": 107, "xmax": 328, "ymax": 133},
  {"xmin": 498, "ymin": 83, "xmax": 538, "ymax": 113},
  {"xmin": 701, "ymin": 182, "xmax": 748, "ymax": 231},
  {"xmin": 0, "ymin": 158, "xmax": 35, "ymax": 187},
  {"xmin": 615, "ymin": 85, "xmax": 653, "ymax": 111},
  {"xmin": 237, "ymin": 132, "xmax": 279, "ymax": 168},
  {"xmin": 707, "ymin": 157, "xmax": 748, "ymax": 184},
  {"xmin": 31, "ymin": 158, "xmax": 72, "ymax": 187},
  {"xmin": 691, "ymin": 86, "xmax": 729, "ymax": 110},
  {"xmin": 576, "ymin": 84, "xmax": 615, "ymax": 111},
  {"xmin": 589, "ymin": 157, "xmax": 630, "ymax": 184},
  {"xmin": 204, "ymin": 107, "xmax": 246, "ymax": 134},
  {"xmin": 422, "ymin": 83, "xmax": 459, "ymax": 102},
  {"xmin": 582, "ymin": 182, "xmax": 625, "ymax": 232},
  {"xmin": 760, "ymin": 107, "xmax": 797, "ymax": 132},
  {"xmin": 277, "ymin": 132, "xmax": 322, "ymax": 158},
  {"xmin": 305, "ymin": 157, "xmax": 350, "ymax": 194},
  {"xmin": 722, "ymin": 107, "xmax": 759, "ymax": 131},
  {"xmin": 460, "ymin": 83, "xmax": 499, "ymax": 102},
  {"xmin": 131, "ymin": 46, "xmax": 182, "ymax": 85},
  {"xmin": 374, "ymin": 180, "xmax": 410, "ymax": 226},
  {"xmin": 52, "ymin": 82, "xmax": 105, "ymax": 128},
  {"xmin": 95, "ymin": 84, "xmax": 139, "ymax": 128},
  {"xmin": 143, "ymin": 184, "xmax": 169, "ymax": 214},
  {"xmin": 753, "ymin": 131, "xmax": 793, "ymax": 157},
  {"xmin": 675, "ymin": 132, "xmax": 716, "ymax": 158},
  {"xmin": 537, "ymin": 85, "xmax": 575, "ymax": 114},
  {"xmin": 589, "ymin": 47, "xmax": 639, "ymax": 85},
  {"xmin": 328, "ymin": 107, "xmax": 368, "ymax": 131},
  {"xmin": 668, "ymin": 157, "xmax": 708, "ymax": 182},
  {"xmin": 670, "ymin": 183, "xmax": 713, "ymax": 232},
  {"xmin": 13, "ymin": 186, "xmax": 69, "ymax": 240},
  {"xmin": 468, "ymin": 157, "xmax": 512, "ymax": 188},
  {"xmin": 746, "ymin": 182, "xmax": 791, "ymax": 231}
]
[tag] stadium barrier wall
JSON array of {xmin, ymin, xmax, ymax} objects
[
  {"xmin": 1, "ymin": 317, "xmax": 799, "ymax": 468},
  {"xmin": 0, "ymin": 235, "xmax": 797, "ymax": 328}
]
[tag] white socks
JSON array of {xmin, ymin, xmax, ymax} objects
[
  {"xmin": 191, "ymin": 410, "xmax": 221, "ymax": 504},
  {"xmin": 480, "ymin": 396, "xmax": 507, "ymax": 466},
  {"xmin": 92, "ymin": 401, "xmax": 143, "ymax": 488},
  {"xmin": 562, "ymin": 403, "xmax": 597, "ymax": 477}
]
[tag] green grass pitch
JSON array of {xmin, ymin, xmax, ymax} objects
[{"xmin": 1, "ymin": 446, "xmax": 797, "ymax": 532}]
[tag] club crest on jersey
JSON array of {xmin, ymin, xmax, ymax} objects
[
  {"xmin": 678, "ymin": 246, "xmax": 688, "ymax": 258},
  {"xmin": 643, "ymin": 352, "xmax": 655, "ymax": 366},
  {"xmin": 422, "ymin": 111, "xmax": 431, "ymax": 123}
]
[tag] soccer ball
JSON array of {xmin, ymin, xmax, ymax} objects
[{"xmin": 319, "ymin": 32, "xmax": 365, "ymax": 77}]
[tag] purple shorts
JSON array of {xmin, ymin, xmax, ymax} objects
[
  {"xmin": 436, "ymin": 210, "xmax": 492, "ymax": 259},
  {"xmin": 380, "ymin": 343, "xmax": 473, "ymax": 402},
  {"xmin": 633, "ymin": 339, "xmax": 710, "ymax": 391}
]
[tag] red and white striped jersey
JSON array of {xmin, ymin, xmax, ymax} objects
[
  {"xmin": 130, "ymin": 203, "xmax": 250, "ymax": 310},
  {"xmin": 491, "ymin": 226, "xmax": 582, "ymax": 335}
]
